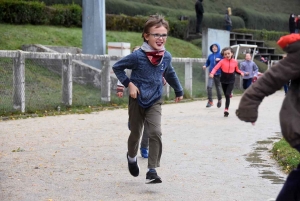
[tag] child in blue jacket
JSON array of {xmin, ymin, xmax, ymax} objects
[
  {"xmin": 113, "ymin": 15, "xmax": 183, "ymax": 184},
  {"xmin": 202, "ymin": 43, "xmax": 223, "ymax": 108}
]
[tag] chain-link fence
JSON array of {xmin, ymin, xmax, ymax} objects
[
  {"xmin": 0, "ymin": 51, "xmax": 113, "ymax": 116},
  {"xmin": 0, "ymin": 50, "xmax": 243, "ymax": 116},
  {"xmin": 0, "ymin": 57, "xmax": 14, "ymax": 114}
]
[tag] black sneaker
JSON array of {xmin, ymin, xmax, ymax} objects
[
  {"xmin": 217, "ymin": 100, "xmax": 222, "ymax": 108},
  {"xmin": 145, "ymin": 170, "xmax": 162, "ymax": 184},
  {"xmin": 127, "ymin": 153, "xmax": 139, "ymax": 177},
  {"xmin": 224, "ymin": 111, "xmax": 229, "ymax": 117},
  {"xmin": 206, "ymin": 101, "xmax": 213, "ymax": 108}
]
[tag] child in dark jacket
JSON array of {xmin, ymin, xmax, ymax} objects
[
  {"xmin": 210, "ymin": 47, "xmax": 244, "ymax": 117},
  {"xmin": 113, "ymin": 14, "xmax": 183, "ymax": 184},
  {"xmin": 202, "ymin": 43, "xmax": 223, "ymax": 108},
  {"xmin": 236, "ymin": 33, "xmax": 300, "ymax": 201},
  {"xmin": 116, "ymin": 46, "xmax": 150, "ymax": 159}
]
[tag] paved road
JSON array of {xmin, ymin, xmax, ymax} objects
[{"xmin": 0, "ymin": 91, "xmax": 287, "ymax": 201}]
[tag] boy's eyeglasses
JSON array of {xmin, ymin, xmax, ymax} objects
[{"xmin": 148, "ymin": 33, "xmax": 168, "ymax": 39}]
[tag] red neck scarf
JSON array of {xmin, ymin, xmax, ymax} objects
[
  {"xmin": 141, "ymin": 42, "xmax": 165, "ymax": 65},
  {"xmin": 145, "ymin": 51, "xmax": 165, "ymax": 65}
]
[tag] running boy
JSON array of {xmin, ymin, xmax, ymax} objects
[
  {"xmin": 209, "ymin": 47, "xmax": 244, "ymax": 117},
  {"xmin": 113, "ymin": 15, "xmax": 183, "ymax": 184},
  {"xmin": 116, "ymin": 46, "xmax": 150, "ymax": 159},
  {"xmin": 236, "ymin": 33, "xmax": 300, "ymax": 201},
  {"xmin": 202, "ymin": 43, "xmax": 223, "ymax": 108},
  {"xmin": 240, "ymin": 53, "xmax": 259, "ymax": 90}
]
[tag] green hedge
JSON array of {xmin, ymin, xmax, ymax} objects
[
  {"xmin": 233, "ymin": 7, "xmax": 287, "ymax": 32},
  {"xmin": 49, "ymin": 3, "xmax": 81, "ymax": 26},
  {"xmin": 0, "ymin": 0, "xmax": 81, "ymax": 26},
  {"xmin": 17, "ymin": 0, "xmax": 82, "ymax": 6},
  {"xmin": 188, "ymin": 13, "xmax": 245, "ymax": 33},
  {"xmin": 234, "ymin": 28, "xmax": 289, "ymax": 41},
  {"xmin": 0, "ymin": 0, "xmax": 47, "ymax": 24},
  {"xmin": 107, "ymin": 0, "xmax": 245, "ymax": 33},
  {"xmin": 0, "ymin": 1, "xmax": 189, "ymax": 39},
  {"xmin": 106, "ymin": 14, "xmax": 189, "ymax": 39},
  {"xmin": 106, "ymin": 0, "xmax": 193, "ymax": 19}
]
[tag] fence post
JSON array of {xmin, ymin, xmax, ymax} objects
[
  {"xmin": 163, "ymin": 84, "xmax": 170, "ymax": 98},
  {"xmin": 185, "ymin": 60, "xmax": 193, "ymax": 97},
  {"xmin": 101, "ymin": 57, "xmax": 111, "ymax": 102},
  {"xmin": 62, "ymin": 53, "xmax": 72, "ymax": 106},
  {"xmin": 13, "ymin": 50, "xmax": 25, "ymax": 113}
]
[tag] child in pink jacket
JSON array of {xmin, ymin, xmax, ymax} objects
[{"xmin": 210, "ymin": 47, "xmax": 244, "ymax": 117}]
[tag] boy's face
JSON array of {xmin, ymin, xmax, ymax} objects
[
  {"xmin": 144, "ymin": 26, "xmax": 168, "ymax": 50},
  {"xmin": 212, "ymin": 45, "xmax": 218, "ymax": 53},
  {"xmin": 245, "ymin": 53, "xmax": 251, "ymax": 61},
  {"xmin": 223, "ymin": 50, "xmax": 233, "ymax": 59}
]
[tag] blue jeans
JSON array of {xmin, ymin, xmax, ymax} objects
[
  {"xmin": 243, "ymin": 78, "xmax": 252, "ymax": 90},
  {"xmin": 283, "ymin": 84, "xmax": 288, "ymax": 94},
  {"xmin": 225, "ymin": 25, "xmax": 232, "ymax": 31}
]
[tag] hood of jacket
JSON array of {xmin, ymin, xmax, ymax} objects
[{"xmin": 209, "ymin": 43, "xmax": 221, "ymax": 54}]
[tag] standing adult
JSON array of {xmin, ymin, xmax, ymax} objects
[
  {"xmin": 195, "ymin": 0, "xmax": 204, "ymax": 35},
  {"xmin": 224, "ymin": 7, "xmax": 232, "ymax": 31},
  {"xmin": 289, "ymin": 14, "xmax": 295, "ymax": 33},
  {"xmin": 296, "ymin": 15, "xmax": 300, "ymax": 34}
]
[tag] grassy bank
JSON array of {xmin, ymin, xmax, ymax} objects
[
  {"xmin": 272, "ymin": 138, "xmax": 300, "ymax": 173},
  {"xmin": 0, "ymin": 23, "xmax": 201, "ymax": 58},
  {"xmin": 0, "ymin": 23, "xmax": 205, "ymax": 118}
]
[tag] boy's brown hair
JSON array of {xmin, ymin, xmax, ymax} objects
[{"xmin": 142, "ymin": 15, "xmax": 169, "ymax": 41}]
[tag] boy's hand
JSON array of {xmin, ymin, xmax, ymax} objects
[
  {"xmin": 117, "ymin": 92, "xmax": 123, "ymax": 98},
  {"xmin": 175, "ymin": 96, "xmax": 183, "ymax": 103},
  {"xmin": 202, "ymin": 66, "xmax": 206, "ymax": 70},
  {"xmin": 216, "ymin": 58, "xmax": 220, "ymax": 61},
  {"xmin": 163, "ymin": 77, "xmax": 167, "ymax": 85},
  {"xmin": 209, "ymin": 73, "xmax": 214, "ymax": 78},
  {"xmin": 241, "ymin": 72, "xmax": 244, "ymax": 77},
  {"xmin": 128, "ymin": 82, "xmax": 140, "ymax": 99}
]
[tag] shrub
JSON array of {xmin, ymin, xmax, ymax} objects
[
  {"xmin": 106, "ymin": 14, "xmax": 189, "ymax": 40},
  {"xmin": 234, "ymin": 28, "xmax": 289, "ymax": 41},
  {"xmin": 188, "ymin": 13, "xmax": 245, "ymax": 33},
  {"xmin": 0, "ymin": 0, "xmax": 48, "ymax": 24},
  {"xmin": 49, "ymin": 3, "xmax": 81, "ymax": 27},
  {"xmin": 106, "ymin": 0, "xmax": 193, "ymax": 19},
  {"xmin": 233, "ymin": 7, "xmax": 287, "ymax": 32}
]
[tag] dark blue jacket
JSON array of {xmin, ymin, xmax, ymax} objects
[
  {"xmin": 113, "ymin": 49, "xmax": 183, "ymax": 108},
  {"xmin": 205, "ymin": 43, "xmax": 222, "ymax": 75}
]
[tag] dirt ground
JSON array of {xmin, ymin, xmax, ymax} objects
[{"xmin": 0, "ymin": 91, "xmax": 287, "ymax": 201}]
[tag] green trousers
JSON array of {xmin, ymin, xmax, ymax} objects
[{"xmin": 127, "ymin": 97, "xmax": 163, "ymax": 169}]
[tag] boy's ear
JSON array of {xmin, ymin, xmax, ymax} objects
[{"xmin": 143, "ymin": 33, "xmax": 149, "ymax": 41}]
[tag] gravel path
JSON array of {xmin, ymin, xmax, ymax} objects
[{"xmin": 0, "ymin": 91, "xmax": 287, "ymax": 201}]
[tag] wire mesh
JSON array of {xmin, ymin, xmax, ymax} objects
[
  {"xmin": 25, "ymin": 58, "xmax": 62, "ymax": 113},
  {"xmin": 71, "ymin": 59, "xmax": 102, "ymax": 107},
  {"xmin": 0, "ymin": 58, "xmax": 14, "ymax": 115}
]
